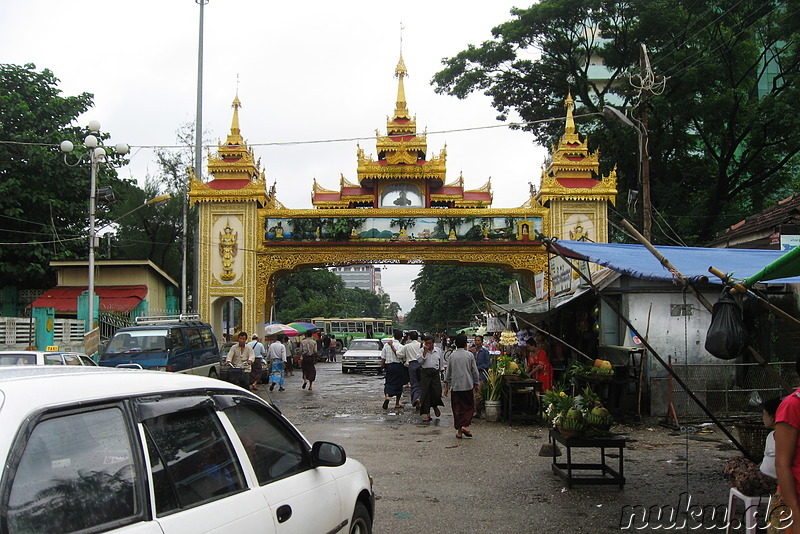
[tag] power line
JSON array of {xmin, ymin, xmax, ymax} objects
[
  {"xmin": 657, "ymin": 2, "xmax": 792, "ymax": 81},
  {"xmin": 0, "ymin": 113, "xmax": 601, "ymax": 152}
]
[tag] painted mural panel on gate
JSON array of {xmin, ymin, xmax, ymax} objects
[{"xmin": 264, "ymin": 216, "xmax": 543, "ymax": 242}]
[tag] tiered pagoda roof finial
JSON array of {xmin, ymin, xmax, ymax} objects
[
  {"xmin": 563, "ymin": 91, "xmax": 576, "ymax": 140},
  {"xmin": 394, "ymin": 53, "xmax": 410, "ymax": 120},
  {"xmin": 534, "ymin": 93, "xmax": 617, "ymax": 206},
  {"xmin": 226, "ymin": 92, "xmax": 244, "ymax": 146}
]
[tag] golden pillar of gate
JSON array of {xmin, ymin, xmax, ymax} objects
[{"xmin": 191, "ymin": 56, "xmax": 616, "ymax": 335}]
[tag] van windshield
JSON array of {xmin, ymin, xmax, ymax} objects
[{"xmin": 105, "ymin": 329, "xmax": 169, "ymax": 355}]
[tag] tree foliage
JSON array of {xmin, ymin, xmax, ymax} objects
[
  {"xmin": 404, "ymin": 265, "xmax": 513, "ymax": 333},
  {"xmin": 433, "ymin": 0, "xmax": 800, "ymax": 243},
  {"xmin": 109, "ymin": 124, "xmax": 199, "ymax": 287},
  {"xmin": 273, "ymin": 268, "xmax": 401, "ymax": 323},
  {"xmin": 0, "ymin": 63, "xmax": 135, "ymax": 288}
]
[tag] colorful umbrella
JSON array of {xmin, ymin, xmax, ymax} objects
[
  {"xmin": 264, "ymin": 323, "xmax": 299, "ymax": 337},
  {"xmin": 287, "ymin": 322, "xmax": 319, "ymax": 334}
]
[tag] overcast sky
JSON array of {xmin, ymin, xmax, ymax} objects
[{"xmin": 1, "ymin": 0, "xmax": 549, "ymax": 315}]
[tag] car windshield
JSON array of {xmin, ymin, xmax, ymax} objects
[
  {"xmin": 348, "ymin": 340, "xmax": 381, "ymax": 351},
  {"xmin": 105, "ymin": 329, "xmax": 169, "ymax": 354},
  {"xmin": 0, "ymin": 354, "xmax": 35, "ymax": 366}
]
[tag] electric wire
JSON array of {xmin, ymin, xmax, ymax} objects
[
  {"xmin": 0, "ymin": 112, "xmax": 600, "ymax": 152},
  {"xmin": 657, "ymin": 2, "xmax": 793, "ymax": 82},
  {"xmin": 648, "ymin": 0, "xmax": 751, "ymax": 73}
]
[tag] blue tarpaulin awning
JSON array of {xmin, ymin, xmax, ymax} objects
[{"xmin": 550, "ymin": 240, "xmax": 800, "ymax": 285}]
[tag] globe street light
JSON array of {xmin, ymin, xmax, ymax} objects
[{"xmin": 60, "ymin": 121, "xmax": 129, "ymax": 335}]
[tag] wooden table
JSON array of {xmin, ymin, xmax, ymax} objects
[
  {"xmin": 502, "ymin": 378, "xmax": 541, "ymax": 425},
  {"xmin": 549, "ymin": 428, "xmax": 627, "ymax": 489}
]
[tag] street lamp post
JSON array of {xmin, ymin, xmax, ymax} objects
[{"xmin": 60, "ymin": 121, "xmax": 128, "ymax": 333}]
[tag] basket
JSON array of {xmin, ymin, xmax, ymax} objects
[
  {"xmin": 503, "ymin": 373, "xmax": 522, "ymax": 382},
  {"xmin": 588, "ymin": 372, "xmax": 613, "ymax": 382},
  {"xmin": 220, "ymin": 366, "xmax": 246, "ymax": 386},
  {"xmin": 734, "ymin": 420, "xmax": 771, "ymax": 461},
  {"xmin": 556, "ymin": 423, "xmax": 584, "ymax": 439}
]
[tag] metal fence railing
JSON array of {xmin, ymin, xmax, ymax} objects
[{"xmin": 655, "ymin": 361, "xmax": 798, "ymax": 419}]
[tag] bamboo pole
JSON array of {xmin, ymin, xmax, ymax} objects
[
  {"xmin": 540, "ymin": 231, "xmax": 752, "ymax": 460},
  {"xmin": 709, "ymin": 266, "xmax": 800, "ymax": 328},
  {"xmin": 618, "ymin": 220, "xmax": 792, "ymax": 394}
]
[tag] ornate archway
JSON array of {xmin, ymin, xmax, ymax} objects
[{"xmin": 190, "ymin": 56, "xmax": 616, "ymax": 337}]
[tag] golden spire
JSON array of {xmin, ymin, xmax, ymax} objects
[
  {"xmin": 227, "ymin": 92, "xmax": 244, "ymax": 145},
  {"xmin": 564, "ymin": 91, "xmax": 575, "ymax": 137},
  {"xmin": 394, "ymin": 53, "xmax": 410, "ymax": 120}
]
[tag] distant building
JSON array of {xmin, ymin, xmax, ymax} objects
[
  {"xmin": 710, "ymin": 193, "xmax": 800, "ymax": 250},
  {"xmin": 331, "ymin": 265, "xmax": 383, "ymax": 294}
]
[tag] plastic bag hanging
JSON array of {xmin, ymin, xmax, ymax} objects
[{"xmin": 704, "ymin": 288, "xmax": 748, "ymax": 360}]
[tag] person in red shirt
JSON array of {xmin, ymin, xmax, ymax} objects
[
  {"xmin": 524, "ymin": 336, "xmax": 552, "ymax": 392},
  {"xmin": 773, "ymin": 362, "xmax": 800, "ymax": 533}
]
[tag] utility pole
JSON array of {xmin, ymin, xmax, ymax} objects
[
  {"xmin": 640, "ymin": 44, "xmax": 652, "ymax": 240},
  {"xmin": 192, "ymin": 0, "xmax": 208, "ymax": 313},
  {"xmin": 632, "ymin": 43, "xmax": 665, "ymax": 241}
]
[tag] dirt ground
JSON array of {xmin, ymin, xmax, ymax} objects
[{"xmin": 259, "ymin": 362, "xmax": 754, "ymax": 533}]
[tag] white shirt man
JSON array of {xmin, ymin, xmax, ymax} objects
[{"xmin": 248, "ymin": 335, "xmax": 266, "ymax": 361}]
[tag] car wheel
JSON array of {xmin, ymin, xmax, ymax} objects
[
  {"xmin": 342, "ymin": 367, "xmax": 348, "ymax": 374},
  {"xmin": 349, "ymin": 502, "xmax": 372, "ymax": 534},
  {"xmin": 208, "ymin": 368, "xmax": 218, "ymax": 379}
]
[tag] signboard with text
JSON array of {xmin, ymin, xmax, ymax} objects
[{"xmin": 549, "ymin": 256, "xmax": 590, "ymax": 295}]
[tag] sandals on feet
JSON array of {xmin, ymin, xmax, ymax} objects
[{"xmin": 461, "ymin": 428, "xmax": 473, "ymax": 438}]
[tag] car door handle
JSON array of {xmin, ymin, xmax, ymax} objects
[{"xmin": 276, "ymin": 504, "xmax": 292, "ymax": 523}]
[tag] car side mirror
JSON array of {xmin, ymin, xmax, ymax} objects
[{"xmin": 311, "ymin": 441, "xmax": 346, "ymax": 467}]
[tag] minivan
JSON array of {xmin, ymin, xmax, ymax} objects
[{"xmin": 99, "ymin": 314, "xmax": 221, "ymax": 377}]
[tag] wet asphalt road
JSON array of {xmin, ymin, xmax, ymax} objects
[{"xmin": 254, "ymin": 361, "xmax": 745, "ymax": 534}]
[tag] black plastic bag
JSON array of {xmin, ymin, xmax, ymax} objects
[{"xmin": 705, "ymin": 289, "xmax": 748, "ymax": 360}]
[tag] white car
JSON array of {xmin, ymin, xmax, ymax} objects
[
  {"xmin": 0, "ymin": 350, "xmax": 96, "ymax": 367},
  {"xmin": 341, "ymin": 339, "xmax": 384, "ymax": 374},
  {"xmin": 0, "ymin": 366, "xmax": 374, "ymax": 533}
]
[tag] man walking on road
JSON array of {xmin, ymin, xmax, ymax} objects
[
  {"xmin": 300, "ymin": 331, "xmax": 318, "ymax": 391},
  {"xmin": 444, "ymin": 334, "xmax": 480, "ymax": 439},
  {"xmin": 398, "ymin": 331, "xmax": 422, "ymax": 412},
  {"xmin": 267, "ymin": 334, "xmax": 287, "ymax": 392},
  {"xmin": 417, "ymin": 334, "xmax": 445, "ymax": 422},
  {"xmin": 382, "ymin": 330, "xmax": 405, "ymax": 410},
  {"xmin": 248, "ymin": 334, "xmax": 266, "ymax": 391}
]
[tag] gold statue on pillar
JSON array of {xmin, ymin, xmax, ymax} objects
[{"xmin": 219, "ymin": 220, "xmax": 239, "ymax": 281}]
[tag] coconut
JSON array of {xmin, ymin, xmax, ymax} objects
[
  {"xmin": 561, "ymin": 407, "xmax": 585, "ymax": 429},
  {"xmin": 586, "ymin": 405, "xmax": 613, "ymax": 429}
]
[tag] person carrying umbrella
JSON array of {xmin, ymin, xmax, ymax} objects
[{"xmin": 267, "ymin": 334, "xmax": 287, "ymax": 392}]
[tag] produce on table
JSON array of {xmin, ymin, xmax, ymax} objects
[{"xmin": 579, "ymin": 386, "xmax": 614, "ymax": 431}]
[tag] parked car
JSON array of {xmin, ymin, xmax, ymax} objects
[
  {"xmin": 0, "ymin": 350, "xmax": 97, "ymax": 367},
  {"xmin": 0, "ymin": 366, "xmax": 374, "ymax": 533},
  {"xmin": 100, "ymin": 314, "xmax": 220, "ymax": 377},
  {"xmin": 341, "ymin": 339, "xmax": 384, "ymax": 374}
]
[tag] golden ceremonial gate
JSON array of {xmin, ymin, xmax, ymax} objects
[{"xmin": 189, "ymin": 55, "xmax": 617, "ymax": 337}]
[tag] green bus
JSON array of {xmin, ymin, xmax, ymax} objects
[{"xmin": 311, "ymin": 317, "xmax": 394, "ymax": 348}]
